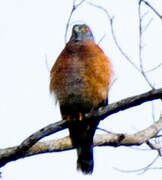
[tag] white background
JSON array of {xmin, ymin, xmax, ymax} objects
[{"xmin": 0, "ymin": 0, "xmax": 162, "ymax": 179}]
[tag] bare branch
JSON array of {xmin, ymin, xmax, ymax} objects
[
  {"xmin": 44, "ymin": 54, "xmax": 50, "ymax": 72},
  {"xmin": 88, "ymin": 1, "xmax": 160, "ymax": 89},
  {"xmin": 146, "ymin": 61, "xmax": 162, "ymax": 73},
  {"xmin": 110, "ymin": 18, "xmax": 140, "ymax": 72},
  {"xmin": 141, "ymin": 0, "xmax": 162, "ymax": 21},
  {"xmin": 147, "ymin": 143, "xmax": 162, "ymax": 150},
  {"xmin": 97, "ymin": 127, "xmax": 114, "ymax": 134},
  {"xmin": 138, "ymin": 1, "xmax": 154, "ymax": 89},
  {"xmin": 114, "ymin": 154, "xmax": 159, "ymax": 174},
  {"xmin": 87, "ymin": 2, "xmax": 140, "ymax": 72},
  {"xmin": 0, "ymin": 120, "xmax": 70, "ymax": 168},
  {"xmin": 146, "ymin": 141, "xmax": 162, "ymax": 156},
  {"xmin": 1, "ymin": 115, "xmax": 162, "ymax": 168},
  {"xmin": 64, "ymin": 0, "xmax": 86, "ymax": 43},
  {"xmin": 86, "ymin": 88, "xmax": 162, "ymax": 120},
  {"xmin": 0, "ymin": 88, "xmax": 162, "ymax": 168},
  {"xmin": 142, "ymin": 17, "xmax": 153, "ymax": 33},
  {"xmin": 97, "ymin": 34, "xmax": 106, "ymax": 45},
  {"xmin": 86, "ymin": 2, "xmax": 111, "ymax": 19}
]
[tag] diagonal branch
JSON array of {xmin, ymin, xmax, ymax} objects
[
  {"xmin": 1, "ymin": 115, "xmax": 162, "ymax": 166},
  {"xmin": 87, "ymin": 1, "xmax": 140, "ymax": 72},
  {"xmin": 0, "ymin": 120, "xmax": 70, "ymax": 168},
  {"xmin": 141, "ymin": 0, "xmax": 162, "ymax": 21},
  {"xmin": 0, "ymin": 88, "xmax": 162, "ymax": 168},
  {"xmin": 146, "ymin": 62, "xmax": 162, "ymax": 73},
  {"xmin": 85, "ymin": 88, "xmax": 162, "ymax": 120}
]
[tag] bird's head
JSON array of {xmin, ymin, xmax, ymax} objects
[{"xmin": 70, "ymin": 24, "xmax": 94, "ymax": 42}]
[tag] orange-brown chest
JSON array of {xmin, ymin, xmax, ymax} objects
[{"xmin": 50, "ymin": 41, "xmax": 112, "ymax": 109}]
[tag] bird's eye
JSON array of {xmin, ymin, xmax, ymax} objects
[{"xmin": 84, "ymin": 27, "xmax": 89, "ymax": 33}]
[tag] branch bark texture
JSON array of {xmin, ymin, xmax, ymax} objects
[{"xmin": 0, "ymin": 88, "xmax": 162, "ymax": 168}]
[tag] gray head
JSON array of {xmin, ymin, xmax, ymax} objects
[{"xmin": 70, "ymin": 24, "xmax": 94, "ymax": 42}]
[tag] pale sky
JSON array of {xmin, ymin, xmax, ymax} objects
[{"xmin": 0, "ymin": 0, "xmax": 162, "ymax": 180}]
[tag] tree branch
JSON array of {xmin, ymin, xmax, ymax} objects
[
  {"xmin": 0, "ymin": 88, "xmax": 162, "ymax": 168},
  {"xmin": 138, "ymin": 1, "xmax": 155, "ymax": 89},
  {"xmin": 87, "ymin": 1, "xmax": 140, "ymax": 72},
  {"xmin": 141, "ymin": 0, "xmax": 162, "ymax": 21},
  {"xmin": 85, "ymin": 88, "xmax": 162, "ymax": 120},
  {"xmin": 1, "ymin": 115, "xmax": 162, "ymax": 165},
  {"xmin": 64, "ymin": 0, "xmax": 86, "ymax": 43}
]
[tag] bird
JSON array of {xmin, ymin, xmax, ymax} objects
[{"xmin": 50, "ymin": 24, "xmax": 112, "ymax": 174}]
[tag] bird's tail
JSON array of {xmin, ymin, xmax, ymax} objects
[
  {"xmin": 77, "ymin": 144, "xmax": 94, "ymax": 174},
  {"xmin": 69, "ymin": 118, "xmax": 99, "ymax": 174}
]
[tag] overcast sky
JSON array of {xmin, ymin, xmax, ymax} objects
[{"xmin": 0, "ymin": 0, "xmax": 162, "ymax": 180}]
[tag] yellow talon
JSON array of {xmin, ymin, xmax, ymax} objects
[{"xmin": 79, "ymin": 112, "xmax": 83, "ymax": 121}]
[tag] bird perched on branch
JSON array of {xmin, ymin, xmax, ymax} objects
[{"xmin": 50, "ymin": 24, "xmax": 112, "ymax": 174}]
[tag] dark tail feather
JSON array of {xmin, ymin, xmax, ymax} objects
[
  {"xmin": 77, "ymin": 145, "xmax": 94, "ymax": 174},
  {"xmin": 69, "ymin": 119, "xmax": 99, "ymax": 174}
]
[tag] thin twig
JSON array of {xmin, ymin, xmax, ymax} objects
[
  {"xmin": 139, "ymin": 154, "xmax": 159, "ymax": 174},
  {"xmin": 113, "ymin": 154, "xmax": 159, "ymax": 174},
  {"xmin": 64, "ymin": 0, "xmax": 86, "ymax": 43},
  {"xmin": 98, "ymin": 34, "xmax": 106, "ymax": 45},
  {"xmin": 109, "ymin": 77, "xmax": 118, "ymax": 91},
  {"xmin": 138, "ymin": 0, "xmax": 154, "ymax": 89},
  {"xmin": 139, "ymin": 1, "xmax": 143, "ymax": 71},
  {"xmin": 151, "ymin": 101, "xmax": 156, "ymax": 124},
  {"xmin": 97, "ymin": 127, "xmax": 113, "ymax": 134},
  {"xmin": 142, "ymin": 18, "xmax": 153, "ymax": 33},
  {"xmin": 88, "ymin": 1, "xmax": 160, "ymax": 89},
  {"xmin": 87, "ymin": 1, "xmax": 140, "ymax": 72},
  {"xmin": 44, "ymin": 54, "xmax": 50, "ymax": 72},
  {"xmin": 142, "ymin": 0, "xmax": 162, "ymax": 21},
  {"xmin": 146, "ymin": 141, "xmax": 162, "ymax": 156},
  {"xmin": 110, "ymin": 18, "xmax": 140, "ymax": 72},
  {"xmin": 153, "ymin": 134, "xmax": 162, "ymax": 139},
  {"xmin": 146, "ymin": 61, "xmax": 162, "ymax": 73},
  {"xmin": 87, "ymin": 2, "xmax": 111, "ymax": 19}
]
